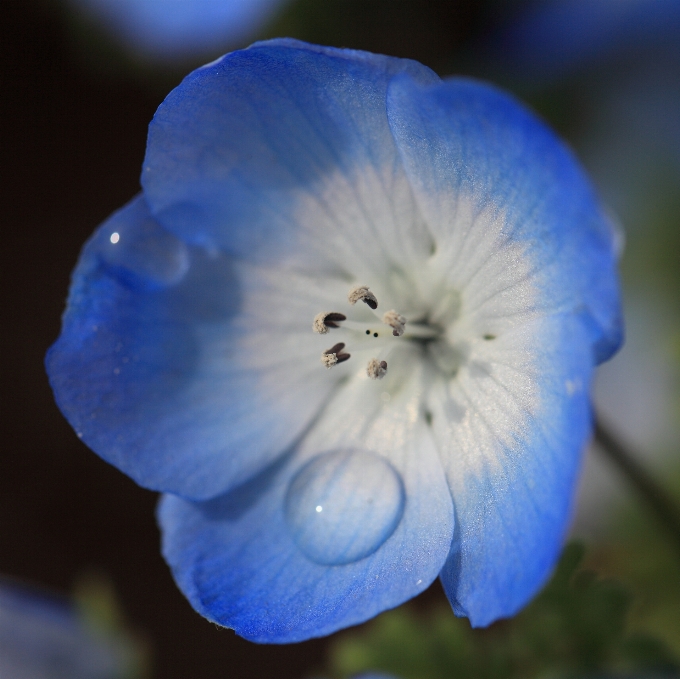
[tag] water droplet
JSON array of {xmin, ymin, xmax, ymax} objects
[
  {"xmin": 99, "ymin": 214, "xmax": 189, "ymax": 288},
  {"xmin": 284, "ymin": 449, "xmax": 405, "ymax": 566}
]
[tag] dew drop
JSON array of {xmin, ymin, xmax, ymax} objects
[
  {"xmin": 99, "ymin": 213, "xmax": 189, "ymax": 288},
  {"xmin": 284, "ymin": 449, "xmax": 405, "ymax": 566}
]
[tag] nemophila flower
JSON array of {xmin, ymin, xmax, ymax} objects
[
  {"xmin": 497, "ymin": 0, "xmax": 680, "ymax": 83},
  {"xmin": 68, "ymin": 0, "xmax": 286, "ymax": 60},
  {"xmin": 47, "ymin": 40, "xmax": 622, "ymax": 642},
  {"xmin": 0, "ymin": 581, "xmax": 127, "ymax": 679}
]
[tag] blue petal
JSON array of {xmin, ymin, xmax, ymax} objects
[
  {"xmin": 386, "ymin": 75, "xmax": 623, "ymax": 364},
  {"xmin": 385, "ymin": 75, "xmax": 621, "ymax": 625},
  {"xmin": 142, "ymin": 39, "xmax": 440, "ymax": 274},
  {"xmin": 46, "ymin": 195, "xmax": 336, "ymax": 500},
  {"xmin": 431, "ymin": 316, "xmax": 594, "ymax": 626},
  {"xmin": 158, "ymin": 368, "xmax": 454, "ymax": 643}
]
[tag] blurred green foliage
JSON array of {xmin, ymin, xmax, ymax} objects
[
  {"xmin": 584, "ymin": 464, "xmax": 680, "ymax": 661},
  {"xmin": 328, "ymin": 543, "xmax": 680, "ymax": 679}
]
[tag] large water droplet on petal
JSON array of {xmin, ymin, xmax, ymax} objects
[
  {"xmin": 284, "ymin": 449, "xmax": 405, "ymax": 566},
  {"xmin": 99, "ymin": 212, "xmax": 189, "ymax": 289}
]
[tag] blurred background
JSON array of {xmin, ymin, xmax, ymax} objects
[{"xmin": 1, "ymin": 0, "xmax": 679, "ymax": 677}]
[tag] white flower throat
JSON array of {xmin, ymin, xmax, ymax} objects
[
  {"xmin": 268, "ymin": 200, "xmax": 535, "ymax": 568},
  {"xmin": 313, "ymin": 283, "xmax": 464, "ymax": 382}
]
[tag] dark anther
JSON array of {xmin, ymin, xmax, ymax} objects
[
  {"xmin": 373, "ymin": 332, "xmax": 378, "ymax": 338},
  {"xmin": 336, "ymin": 352, "xmax": 351, "ymax": 363},
  {"xmin": 324, "ymin": 342, "xmax": 346, "ymax": 355},
  {"xmin": 364, "ymin": 298, "xmax": 378, "ymax": 310},
  {"xmin": 324, "ymin": 312, "xmax": 347, "ymax": 328},
  {"xmin": 380, "ymin": 361, "xmax": 387, "ymax": 370},
  {"xmin": 365, "ymin": 329, "xmax": 370, "ymax": 335}
]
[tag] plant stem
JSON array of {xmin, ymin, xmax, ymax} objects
[{"xmin": 594, "ymin": 415, "xmax": 680, "ymax": 551}]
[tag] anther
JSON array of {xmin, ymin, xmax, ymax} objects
[
  {"xmin": 321, "ymin": 343, "xmax": 350, "ymax": 369},
  {"xmin": 367, "ymin": 358, "xmax": 388, "ymax": 380},
  {"xmin": 313, "ymin": 312, "xmax": 347, "ymax": 334},
  {"xmin": 383, "ymin": 310, "xmax": 406, "ymax": 337},
  {"xmin": 348, "ymin": 285, "xmax": 378, "ymax": 310}
]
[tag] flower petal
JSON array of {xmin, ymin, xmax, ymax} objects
[
  {"xmin": 427, "ymin": 315, "xmax": 594, "ymax": 626},
  {"xmin": 386, "ymin": 75, "xmax": 622, "ymax": 364},
  {"xmin": 385, "ymin": 75, "xmax": 621, "ymax": 626},
  {"xmin": 142, "ymin": 39, "xmax": 441, "ymax": 280},
  {"xmin": 46, "ymin": 195, "xmax": 338, "ymax": 500},
  {"xmin": 158, "ymin": 365, "xmax": 454, "ymax": 642}
]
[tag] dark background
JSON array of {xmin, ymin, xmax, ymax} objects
[{"xmin": 0, "ymin": 1, "xmax": 491, "ymax": 676}]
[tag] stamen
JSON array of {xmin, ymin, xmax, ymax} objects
[
  {"xmin": 321, "ymin": 343, "xmax": 350, "ymax": 369},
  {"xmin": 313, "ymin": 312, "xmax": 347, "ymax": 334},
  {"xmin": 325, "ymin": 342, "xmax": 346, "ymax": 355},
  {"xmin": 324, "ymin": 312, "xmax": 347, "ymax": 326},
  {"xmin": 348, "ymin": 285, "xmax": 378, "ymax": 310},
  {"xmin": 321, "ymin": 353, "xmax": 338, "ymax": 368},
  {"xmin": 367, "ymin": 358, "xmax": 388, "ymax": 380},
  {"xmin": 383, "ymin": 310, "xmax": 406, "ymax": 337}
]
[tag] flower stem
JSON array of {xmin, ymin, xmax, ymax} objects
[{"xmin": 594, "ymin": 415, "xmax": 680, "ymax": 551}]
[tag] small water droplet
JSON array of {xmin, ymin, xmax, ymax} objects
[
  {"xmin": 99, "ymin": 213, "xmax": 189, "ymax": 288},
  {"xmin": 284, "ymin": 449, "xmax": 405, "ymax": 566}
]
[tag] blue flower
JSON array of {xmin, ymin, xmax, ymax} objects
[
  {"xmin": 0, "ymin": 581, "xmax": 128, "ymax": 679},
  {"xmin": 68, "ymin": 0, "xmax": 286, "ymax": 60},
  {"xmin": 497, "ymin": 0, "xmax": 680, "ymax": 83},
  {"xmin": 47, "ymin": 39, "xmax": 623, "ymax": 643}
]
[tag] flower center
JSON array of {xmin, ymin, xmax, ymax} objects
[{"xmin": 313, "ymin": 284, "xmax": 463, "ymax": 381}]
